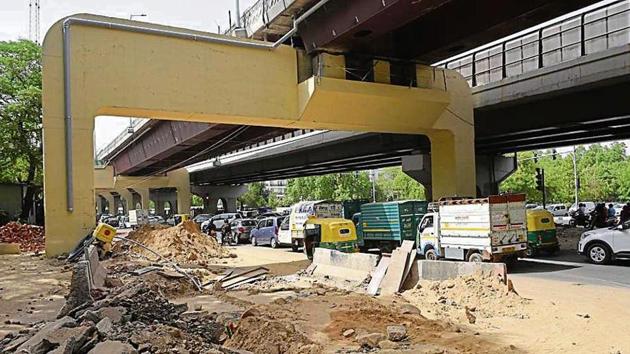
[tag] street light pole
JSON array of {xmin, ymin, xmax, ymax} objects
[
  {"xmin": 572, "ymin": 146, "xmax": 579, "ymax": 205},
  {"xmin": 129, "ymin": 14, "xmax": 147, "ymax": 21}
]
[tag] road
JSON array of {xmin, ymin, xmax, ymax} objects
[{"xmin": 511, "ymin": 249, "xmax": 630, "ymax": 288}]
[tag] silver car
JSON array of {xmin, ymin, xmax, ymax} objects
[{"xmin": 231, "ymin": 218, "xmax": 257, "ymax": 243}]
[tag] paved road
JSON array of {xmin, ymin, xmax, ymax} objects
[{"xmin": 511, "ymin": 249, "xmax": 630, "ymax": 288}]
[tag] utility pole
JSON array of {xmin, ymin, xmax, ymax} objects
[
  {"xmin": 572, "ymin": 146, "xmax": 579, "ymax": 206},
  {"xmin": 29, "ymin": 0, "xmax": 41, "ymax": 43}
]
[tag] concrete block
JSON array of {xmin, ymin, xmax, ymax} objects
[
  {"xmin": 312, "ymin": 248, "xmax": 379, "ymax": 282},
  {"xmin": 86, "ymin": 246, "xmax": 107, "ymax": 288},
  {"xmin": 0, "ymin": 243, "xmax": 20, "ymax": 255},
  {"xmin": 402, "ymin": 260, "xmax": 507, "ymax": 290}
]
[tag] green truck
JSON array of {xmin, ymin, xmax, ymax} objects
[{"xmin": 352, "ymin": 200, "xmax": 428, "ymax": 252}]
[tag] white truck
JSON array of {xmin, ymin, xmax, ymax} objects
[
  {"xmin": 128, "ymin": 209, "xmax": 149, "ymax": 229},
  {"xmin": 417, "ymin": 194, "xmax": 528, "ymax": 262}
]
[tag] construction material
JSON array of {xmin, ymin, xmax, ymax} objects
[
  {"xmin": 366, "ymin": 256, "xmax": 391, "ymax": 296},
  {"xmin": 219, "ymin": 267, "xmax": 269, "ymax": 290},
  {"xmin": 0, "ymin": 222, "xmax": 45, "ymax": 252},
  {"xmin": 403, "ymin": 260, "xmax": 508, "ymax": 288},
  {"xmin": 119, "ymin": 221, "xmax": 233, "ymax": 264},
  {"xmin": 311, "ymin": 248, "xmax": 379, "ymax": 282},
  {"xmin": 379, "ymin": 241, "xmax": 416, "ymax": 295},
  {"xmin": 131, "ymin": 265, "xmax": 163, "ymax": 276},
  {"xmin": 0, "ymin": 242, "xmax": 20, "ymax": 255}
]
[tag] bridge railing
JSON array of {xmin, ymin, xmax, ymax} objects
[
  {"xmin": 230, "ymin": 0, "xmax": 297, "ymax": 37},
  {"xmin": 438, "ymin": 0, "xmax": 630, "ymax": 87}
]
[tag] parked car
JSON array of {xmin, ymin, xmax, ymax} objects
[
  {"xmin": 278, "ymin": 216, "xmax": 291, "ymax": 246},
  {"xmin": 250, "ymin": 216, "xmax": 284, "ymax": 248},
  {"xmin": 546, "ymin": 204, "xmax": 569, "ymax": 217},
  {"xmin": 578, "ymin": 221, "xmax": 630, "ymax": 264},
  {"xmin": 148, "ymin": 215, "xmax": 165, "ymax": 225},
  {"xmin": 193, "ymin": 214, "xmax": 212, "ymax": 226},
  {"xmin": 201, "ymin": 213, "xmax": 243, "ymax": 234},
  {"xmin": 256, "ymin": 212, "xmax": 281, "ymax": 220},
  {"xmin": 230, "ymin": 218, "xmax": 257, "ymax": 243},
  {"xmin": 104, "ymin": 216, "xmax": 120, "ymax": 228}
]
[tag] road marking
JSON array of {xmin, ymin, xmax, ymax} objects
[{"xmin": 518, "ymin": 257, "xmax": 586, "ymax": 267}]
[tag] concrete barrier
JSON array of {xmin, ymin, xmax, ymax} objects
[
  {"xmin": 0, "ymin": 243, "xmax": 20, "ymax": 255},
  {"xmin": 402, "ymin": 260, "xmax": 507, "ymax": 290},
  {"xmin": 311, "ymin": 248, "xmax": 379, "ymax": 282}
]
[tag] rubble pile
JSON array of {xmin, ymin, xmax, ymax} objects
[
  {"xmin": 1, "ymin": 272, "xmax": 234, "ymax": 354},
  {"xmin": 225, "ymin": 313, "xmax": 321, "ymax": 354},
  {"xmin": 119, "ymin": 221, "xmax": 234, "ymax": 265},
  {"xmin": 0, "ymin": 222, "xmax": 45, "ymax": 252},
  {"xmin": 402, "ymin": 271, "xmax": 529, "ymax": 321}
]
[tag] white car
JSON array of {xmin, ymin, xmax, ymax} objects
[{"xmin": 578, "ymin": 223, "xmax": 630, "ymax": 264}]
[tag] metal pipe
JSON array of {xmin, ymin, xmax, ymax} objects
[
  {"xmin": 236, "ymin": 0, "xmax": 242, "ymax": 28},
  {"xmin": 60, "ymin": 0, "xmax": 331, "ymax": 211}
]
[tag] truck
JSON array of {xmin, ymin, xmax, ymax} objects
[
  {"xmin": 352, "ymin": 200, "xmax": 428, "ymax": 252},
  {"xmin": 128, "ymin": 209, "xmax": 149, "ymax": 229},
  {"xmin": 288, "ymin": 200, "xmax": 343, "ymax": 252},
  {"xmin": 417, "ymin": 194, "xmax": 528, "ymax": 263}
]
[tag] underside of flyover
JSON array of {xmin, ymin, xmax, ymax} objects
[{"xmin": 42, "ymin": 14, "xmax": 475, "ymax": 256}]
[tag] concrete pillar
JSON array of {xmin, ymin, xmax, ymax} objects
[
  {"xmin": 168, "ymin": 168, "xmax": 191, "ymax": 216},
  {"xmin": 313, "ymin": 53, "xmax": 345, "ymax": 79},
  {"xmin": 116, "ymin": 188, "xmax": 134, "ymax": 214},
  {"xmin": 402, "ymin": 154, "xmax": 432, "ymax": 201},
  {"xmin": 156, "ymin": 200, "xmax": 165, "ymax": 217},
  {"xmin": 224, "ymin": 198, "xmax": 238, "ymax": 213},
  {"xmin": 135, "ymin": 188, "xmax": 151, "ymax": 209},
  {"xmin": 204, "ymin": 197, "xmax": 219, "ymax": 214},
  {"xmin": 476, "ymin": 154, "xmax": 517, "ymax": 197},
  {"xmin": 95, "ymin": 195, "xmax": 104, "ymax": 215},
  {"xmin": 102, "ymin": 193, "xmax": 115, "ymax": 214}
]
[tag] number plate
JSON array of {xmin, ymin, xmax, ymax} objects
[{"xmin": 503, "ymin": 247, "xmax": 515, "ymax": 253}]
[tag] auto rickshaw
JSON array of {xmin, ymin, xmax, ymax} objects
[
  {"xmin": 303, "ymin": 218, "xmax": 359, "ymax": 259},
  {"xmin": 526, "ymin": 209, "xmax": 560, "ymax": 256},
  {"xmin": 174, "ymin": 214, "xmax": 190, "ymax": 225}
]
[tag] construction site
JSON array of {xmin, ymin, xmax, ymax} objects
[{"xmin": 2, "ymin": 0, "xmax": 630, "ymax": 353}]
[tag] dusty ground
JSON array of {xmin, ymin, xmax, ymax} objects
[{"xmin": 0, "ymin": 254, "xmax": 71, "ymax": 339}]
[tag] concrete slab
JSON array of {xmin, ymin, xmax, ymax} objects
[
  {"xmin": 402, "ymin": 260, "xmax": 507, "ymax": 290},
  {"xmin": 0, "ymin": 243, "xmax": 20, "ymax": 255},
  {"xmin": 311, "ymin": 248, "xmax": 379, "ymax": 282}
]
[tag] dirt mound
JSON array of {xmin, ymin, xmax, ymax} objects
[
  {"xmin": 225, "ymin": 312, "xmax": 321, "ymax": 354},
  {"xmin": 118, "ymin": 221, "xmax": 233, "ymax": 265},
  {"xmin": 0, "ymin": 222, "xmax": 45, "ymax": 252},
  {"xmin": 402, "ymin": 271, "xmax": 528, "ymax": 322}
]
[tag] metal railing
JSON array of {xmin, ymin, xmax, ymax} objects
[
  {"xmin": 438, "ymin": 0, "xmax": 630, "ymax": 87},
  {"xmin": 94, "ymin": 118, "xmax": 148, "ymax": 165},
  {"xmin": 229, "ymin": 0, "xmax": 297, "ymax": 37}
]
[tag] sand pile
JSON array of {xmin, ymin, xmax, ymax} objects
[
  {"xmin": 120, "ymin": 221, "xmax": 233, "ymax": 265},
  {"xmin": 225, "ymin": 309, "xmax": 321, "ymax": 354},
  {"xmin": 402, "ymin": 271, "xmax": 529, "ymax": 322}
]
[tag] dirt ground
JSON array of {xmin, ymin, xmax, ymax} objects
[{"xmin": 0, "ymin": 254, "xmax": 71, "ymax": 339}]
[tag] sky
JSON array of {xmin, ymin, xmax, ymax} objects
[{"xmin": 0, "ymin": 0, "xmax": 257, "ymax": 150}]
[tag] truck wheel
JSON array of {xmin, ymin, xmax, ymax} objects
[
  {"xmin": 587, "ymin": 243, "xmax": 611, "ymax": 265},
  {"xmin": 424, "ymin": 249, "xmax": 438, "ymax": 261},
  {"xmin": 468, "ymin": 252, "xmax": 483, "ymax": 263},
  {"xmin": 291, "ymin": 242, "xmax": 299, "ymax": 252}
]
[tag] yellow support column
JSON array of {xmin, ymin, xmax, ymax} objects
[
  {"xmin": 116, "ymin": 188, "xmax": 134, "ymax": 213},
  {"xmin": 135, "ymin": 188, "xmax": 151, "ymax": 210},
  {"xmin": 168, "ymin": 168, "xmax": 191, "ymax": 215}
]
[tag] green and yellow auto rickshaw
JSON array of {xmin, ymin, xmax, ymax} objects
[
  {"xmin": 526, "ymin": 209, "xmax": 560, "ymax": 257},
  {"xmin": 303, "ymin": 218, "xmax": 359, "ymax": 259}
]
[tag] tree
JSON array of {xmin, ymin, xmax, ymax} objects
[
  {"xmin": 284, "ymin": 172, "xmax": 374, "ymax": 204},
  {"xmin": 0, "ymin": 40, "xmax": 42, "ymax": 221},
  {"xmin": 238, "ymin": 182, "xmax": 267, "ymax": 208},
  {"xmin": 376, "ymin": 167, "xmax": 425, "ymax": 201}
]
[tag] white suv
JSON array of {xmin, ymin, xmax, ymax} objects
[{"xmin": 578, "ymin": 222, "xmax": 630, "ymax": 264}]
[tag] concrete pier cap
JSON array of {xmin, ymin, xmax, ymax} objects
[{"xmin": 42, "ymin": 14, "xmax": 475, "ymax": 256}]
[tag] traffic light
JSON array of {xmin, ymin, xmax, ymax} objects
[{"xmin": 535, "ymin": 168, "xmax": 544, "ymax": 191}]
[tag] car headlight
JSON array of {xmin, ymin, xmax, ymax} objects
[{"xmin": 580, "ymin": 232, "xmax": 591, "ymax": 240}]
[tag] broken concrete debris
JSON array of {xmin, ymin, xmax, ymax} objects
[{"xmin": 0, "ymin": 222, "xmax": 45, "ymax": 253}]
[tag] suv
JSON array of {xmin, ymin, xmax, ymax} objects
[{"xmin": 578, "ymin": 222, "xmax": 630, "ymax": 264}]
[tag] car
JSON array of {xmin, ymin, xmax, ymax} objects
[
  {"xmin": 193, "ymin": 214, "xmax": 212, "ymax": 226},
  {"xmin": 569, "ymin": 201, "xmax": 596, "ymax": 214},
  {"xmin": 278, "ymin": 216, "xmax": 291, "ymax": 246},
  {"xmin": 148, "ymin": 215, "xmax": 165, "ymax": 225},
  {"xmin": 230, "ymin": 218, "xmax": 257, "ymax": 243},
  {"xmin": 166, "ymin": 216, "xmax": 176, "ymax": 226},
  {"xmin": 256, "ymin": 212, "xmax": 281, "ymax": 220},
  {"xmin": 104, "ymin": 216, "xmax": 120, "ymax": 228},
  {"xmin": 545, "ymin": 204, "xmax": 569, "ymax": 217},
  {"xmin": 578, "ymin": 221, "xmax": 630, "ymax": 264},
  {"xmin": 201, "ymin": 212, "xmax": 243, "ymax": 233},
  {"xmin": 250, "ymin": 216, "xmax": 284, "ymax": 248}
]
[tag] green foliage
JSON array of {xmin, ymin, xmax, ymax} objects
[
  {"xmin": 191, "ymin": 195, "xmax": 203, "ymax": 207},
  {"xmin": 239, "ymin": 182, "xmax": 268, "ymax": 208},
  {"xmin": 284, "ymin": 172, "xmax": 374, "ymax": 204},
  {"xmin": 0, "ymin": 40, "xmax": 42, "ymax": 185},
  {"xmin": 501, "ymin": 143, "xmax": 630, "ymax": 203},
  {"xmin": 376, "ymin": 167, "xmax": 425, "ymax": 201}
]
